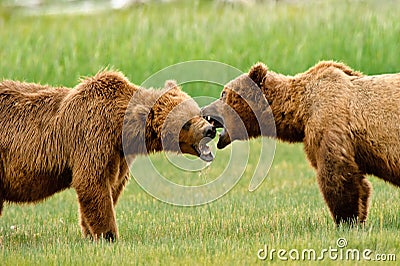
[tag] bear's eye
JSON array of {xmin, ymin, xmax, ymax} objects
[
  {"xmin": 182, "ymin": 120, "xmax": 192, "ymax": 131},
  {"xmin": 220, "ymin": 91, "xmax": 227, "ymax": 99}
]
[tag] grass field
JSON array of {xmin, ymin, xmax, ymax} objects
[{"xmin": 1, "ymin": 0, "xmax": 400, "ymax": 265}]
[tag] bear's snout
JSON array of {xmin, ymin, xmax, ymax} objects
[{"xmin": 201, "ymin": 105, "xmax": 225, "ymax": 129}]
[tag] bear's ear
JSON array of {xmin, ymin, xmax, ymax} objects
[
  {"xmin": 164, "ymin": 80, "xmax": 180, "ymax": 90},
  {"xmin": 248, "ymin": 62, "xmax": 268, "ymax": 88}
]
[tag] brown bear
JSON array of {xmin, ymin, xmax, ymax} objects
[
  {"xmin": 202, "ymin": 61, "xmax": 400, "ymax": 225},
  {"xmin": 0, "ymin": 70, "xmax": 216, "ymax": 241}
]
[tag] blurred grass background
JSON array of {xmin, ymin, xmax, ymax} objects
[{"xmin": 0, "ymin": 0, "xmax": 400, "ymax": 265}]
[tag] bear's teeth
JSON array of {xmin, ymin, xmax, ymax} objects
[
  {"xmin": 207, "ymin": 116, "xmax": 210, "ymax": 121},
  {"xmin": 199, "ymin": 144, "xmax": 208, "ymax": 154}
]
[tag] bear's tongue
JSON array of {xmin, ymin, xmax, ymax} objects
[{"xmin": 199, "ymin": 138, "xmax": 214, "ymax": 162}]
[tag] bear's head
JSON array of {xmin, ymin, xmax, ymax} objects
[
  {"xmin": 201, "ymin": 63, "xmax": 275, "ymax": 149},
  {"xmin": 123, "ymin": 80, "xmax": 216, "ymax": 161}
]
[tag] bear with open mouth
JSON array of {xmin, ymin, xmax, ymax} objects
[
  {"xmin": 202, "ymin": 61, "xmax": 400, "ymax": 225},
  {"xmin": 0, "ymin": 70, "xmax": 215, "ymax": 241}
]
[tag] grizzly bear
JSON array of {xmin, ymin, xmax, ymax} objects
[
  {"xmin": 0, "ymin": 70, "xmax": 215, "ymax": 241},
  {"xmin": 202, "ymin": 61, "xmax": 400, "ymax": 225}
]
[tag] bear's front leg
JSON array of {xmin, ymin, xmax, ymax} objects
[
  {"xmin": 111, "ymin": 160, "xmax": 130, "ymax": 207},
  {"xmin": 78, "ymin": 205, "xmax": 92, "ymax": 238},
  {"xmin": 112, "ymin": 173, "xmax": 129, "ymax": 206},
  {"xmin": 316, "ymin": 136, "xmax": 371, "ymax": 225},
  {"xmin": 74, "ymin": 182, "xmax": 118, "ymax": 242}
]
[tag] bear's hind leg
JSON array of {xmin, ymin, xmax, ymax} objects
[{"xmin": 358, "ymin": 178, "xmax": 372, "ymax": 223}]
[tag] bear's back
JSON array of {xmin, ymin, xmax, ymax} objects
[
  {"xmin": 0, "ymin": 80, "xmax": 70, "ymax": 115},
  {"xmin": 0, "ymin": 81, "xmax": 70, "ymax": 146}
]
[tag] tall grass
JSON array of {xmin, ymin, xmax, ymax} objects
[
  {"xmin": 1, "ymin": 1, "xmax": 399, "ymax": 93},
  {"xmin": 0, "ymin": 1, "xmax": 400, "ymax": 265}
]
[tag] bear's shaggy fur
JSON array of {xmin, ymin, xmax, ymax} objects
[
  {"xmin": 203, "ymin": 61, "xmax": 400, "ymax": 224},
  {"xmin": 0, "ymin": 71, "xmax": 215, "ymax": 241}
]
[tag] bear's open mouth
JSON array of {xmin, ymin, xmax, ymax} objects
[
  {"xmin": 204, "ymin": 115, "xmax": 231, "ymax": 149},
  {"xmin": 204, "ymin": 115, "xmax": 224, "ymax": 128},
  {"xmin": 193, "ymin": 137, "xmax": 214, "ymax": 162}
]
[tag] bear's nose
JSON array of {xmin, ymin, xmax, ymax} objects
[{"xmin": 204, "ymin": 125, "xmax": 216, "ymax": 139}]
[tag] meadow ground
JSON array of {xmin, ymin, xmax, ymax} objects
[{"xmin": 0, "ymin": 0, "xmax": 400, "ymax": 265}]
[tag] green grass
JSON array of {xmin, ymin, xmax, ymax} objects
[{"xmin": 1, "ymin": 0, "xmax": 400, "ymax": 265}]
